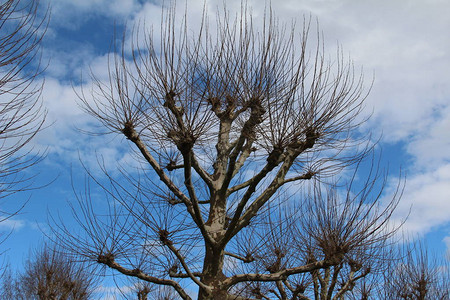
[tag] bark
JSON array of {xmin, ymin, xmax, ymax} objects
[{"xmin": 198, "ymin": 245, "xmax": 227, "ymax": 300}]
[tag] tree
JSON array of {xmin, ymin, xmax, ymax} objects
[
  {"xmin": 227, "ymin": 163, "xmax": 401, "ymax": 300},
  {"xmin": 0, "ymin": 244, "xmax": 98, "ymax": 300},
  {"xmin": 53, "ymin": 3, "xmax": 402, "ymax": 299},
  {"xmin": 381, "ymin": 240, "xmax": 450, "ymax": 300},
  {"xmin": 0, "ymin": 0, "xmax": 47, "ymax": 219},
  {"xmin": 0, "ymin": 0, "xmax": 47, "ymax": 278}
]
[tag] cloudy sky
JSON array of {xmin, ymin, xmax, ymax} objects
[{"xmin": 2, "ymin": 0, "xmax": 450, "ymax": 296}]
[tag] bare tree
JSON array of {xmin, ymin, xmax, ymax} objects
[
  {"xmin": 0, "ymin": 265, "xmax": 22, "ymax": 299},
  {"xmin": 381, "ymin": 240, "xmax": 450, "ymax": 300},
  {"xmin": 0, "ymin": 0, "xmax": 47, "ymax": 217},
  {"xmin": 53, "ymin": 2, "xmax": 402, "ymax": 299},
  {"xmin": 228, "ymin": 161, "xmax": 402, "ymax": 300},
  {"xmin": 0, "ymin": 244, "xmax": 98, "ymax": 300},
  {"xmin": 0, "ymin": 0, "xmax": 47, "ymax": 280}
]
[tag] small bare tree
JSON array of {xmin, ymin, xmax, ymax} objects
[
  {"xmin": 54, "ymin": 2, "xmax": 402, "ymax": 299},
  {"xmin": 0, "ymin": 245, "xmax": 98, "ymax": 300},
  {"xmin": 381, "ymin": 240, "xmax": 450, "ymax": 300},
  {"xmin": 0, "ymin": 266, "xmax": 21, "ymax": 299},
  {"xmin": 0, "ymin": 0, "xmax": 47, "ymax": 216}
]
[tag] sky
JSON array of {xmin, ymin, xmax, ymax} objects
[{"xmin": 2, "ymin": 0, "xmax": 450, "ymax": 297}]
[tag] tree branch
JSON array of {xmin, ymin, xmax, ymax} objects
[
  {"xmin": 327, "ymin": 264, "xmax": 343, "ymax": 299},
  {"xmin": 222, "ymin": 148, "xmax": 289, "ymax": 244},
  {"xmin": 224, "ymin": 251, "xmax": 255, "ymax": 263},
  {"xmin": 282, "ymin": 280, "xmax": 311, "ymax": 300},
  {"xmin": 282, "ymin": 171, "xmax": 315, "ymax": 184},
  {"xmin": 220, "ymin": 99, "xmax": 265, "ymax": 193},
  {"xmin": 97, "ymin": 254, "xmax": 192, "ymax": 300},
  {"xmin": 222, "ymin": 259, "xmax": 332, "ymax": 288},
  {"xmin": 275, "ymin": 280, "xmax": 288, "ymax": 300},
  {"xmin": 182, "ymin": 151, "xmax": 211, "ymax": 244},
  {"xmin": 169, "ymin": 269, "xmax": 202, "ymax": 278},
  {"xmin": 231, "ymin": 151, "xmax": 296, "ymax": 236},
  {"xmin": 233, "ymin": 136, "xmax": 319, "ymax": 237},
  {"xmin": 122, "ymin": 125, "xmax": 213, "ymax": 245},
  {"xmin": 190, "ymin": 153, "xmax": 214, "ymax": 189},
  {"xmin": 332, "ymin": 267, "xmax": 371, "ymax": 300},
  {"xmin": 166, "ymin": 243, "xmax": 210, "ymax": 292}
]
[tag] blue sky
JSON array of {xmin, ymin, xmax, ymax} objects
[{"xmin": 2, "ymin": 0, "xmax": 450, "ymax": 297}]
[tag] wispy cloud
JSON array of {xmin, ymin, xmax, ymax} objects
[{"xmin": 0, "ymin": 218, "xmax": 26, "ymax": 231}]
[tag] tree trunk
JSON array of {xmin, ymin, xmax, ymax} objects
[{"xmin": 198, "ymin": 244, "xmax": 228, "ymax": 300}]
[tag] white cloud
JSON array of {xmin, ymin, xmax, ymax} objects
[
  {"xmin": 43, "ymin": 46, "xmax": 97, "ymax": 80},
  {"xmin": 272, "ymin": 0, "xmax": 450, "ymax": 236},
  {"xmin": 406, "ymin": 105, "xmax": 450, "ymax": 171},
  {"xmin": 390, "ymin": 164, "xmax": 450, "ymax": 236},
  {"xmin": 37, "ymin": 0, "xmax": 450, "ymax": 237},
  {"xmin": 33, "ymin": 78, "xmax": 85, "ymax": 154},
  {"xmin": 238, "ymin": 0, "xmax": 450, "ymax": 143},
  {"xmin": 23, "ymin": 74, "xmax": 139, "ymax": 178}
]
